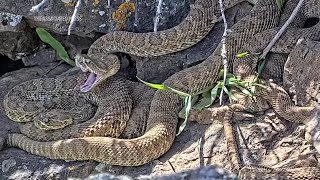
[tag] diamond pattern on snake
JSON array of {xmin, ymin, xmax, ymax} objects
[{"xmin": 2, "ymin": 0, "xmax": 320, "ymax": 178}]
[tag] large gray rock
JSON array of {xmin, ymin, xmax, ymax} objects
[
  {"xmin": 0, "ymin": 28, "xmax": 40, "ymax": 60},
  {"xmin": 0, "ymin": 0, "xmax": 189, "ymax": 65},
  {"xmin": 284, "ymin": 39, "xmax": 320, "ymax": 106},
  {"xmin": 0, "ymin": 0, "xmax": 190, "ymax": 36},
  {"xmin": 72, "ymin": 165, "xmax": 237, "ymax": 180}
]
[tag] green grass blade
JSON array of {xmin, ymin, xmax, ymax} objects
[
  {"xmin": 252, "ymin": 83, "xmax": 267, "ymax": 89},
  {"xmin": 136, "ymin": 77, "xmax": 167, "ymax": 90},
  {"xmin": 235, "ymin": 84, "xmax": 253, "ymax": 97},
  {"xmin": 223, "ymin": 86, "xmax": 237, "ymax": 102},
  {"xmin": 237, "ymin": 80, "xmax": 249, "ymax": 87},
  {"xmin": 177, "ymin": 95, "xmax": 192, "ymax": 136},
  {"xmin": 210, "ymin": 84, "xmax": 220, "ymax": 103},
  {"xmin": 236, "ymin": 52, "xmax": 250, "ymax": 58},
  {"xmin": 225, "ymin": 77, "xmax": 238, "ymax": 86},
  {"xmin": 218, "ymin": 69, "xmax": 224, "ymax": 79},
  {"xmin": 257, "ymin": 59, "xmax": 266, "ymax": 77},
  {"xmin": 227, "ymin": 73, "xmax": 236, "ymax": 79},
  {"xmin": 276, "ymin": 0, "xmax": 285, "ymax": 11},
  {"xmin": 167, "ymin": 86, "xmax": 190, "ymax": 97},
  {"xmin": 36, "ymin": 28, "xmax": 75, "ymax": 66},
  {"xmin": 180, "ymin": 95, "xmax": 199, "ymax": 114},
  {"xmin": 137, "ymin": 77, "xmax": 192, "ymax": 97}
]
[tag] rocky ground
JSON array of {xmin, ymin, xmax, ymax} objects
[{"xmin": 0, "ymin": 0, "xmax": 319, "ymax": 179}]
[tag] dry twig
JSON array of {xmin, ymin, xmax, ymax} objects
[
  {"xmin": 68, "ymin": 0, "xmax": 82, "ymax": 35},
  {"xmin": 154, "ymin": 0, "xmax": 163, "ymax": 32},
  {"xmin": 218, "ymin": 0, "xmax": 229, "ymax": 105},
  {"xmin": 30, "ymin": 0, "xmax": 50, "ymax": 13}
]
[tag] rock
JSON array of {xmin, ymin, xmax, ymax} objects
[
  {"xmin": 0, "ymin": 149, "xmax": 96, "ymax": 179},
  {"xmin": 71, "ymin": 165, "xmax": 237, "ymax": 180},
  {"xmin": 0, "ymin": 0, "xmax": 190, "ymax": 62},
  {"xmin": 1, "ymin": 158, "xmax": 16, "ymax": 173},
  {"xmin": 22, "ymin": 49, "xmax": 57, "ymax": 66},
  {"xmin": 140, "ymin": 165, "xmax": 237, "ymax": 180},
  {"xmin": 0, "ymin": 12, "xmax": 26, "ymax": 32},
  {"xmin": 0, "ymin": 0, "xmax": 190, "ymax": 36},
  {"xmin": 0, "ymin": 137, "xmax": 5, "ymax": 151},
  {"xmin": 0, "ymin": 28, "xmax": 40, "ymax": 60},
  {"xmin": 0, "ymin": 56, "xmax": 25, "ymax": 76},
  {"xmin": 283, "ymin": 39, "xmax": 320, "ymax": 106}
]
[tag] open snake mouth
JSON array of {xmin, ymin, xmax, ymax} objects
[{"xmin": 80, "ymin": 72, "xmax": 102, "ymax": 92}]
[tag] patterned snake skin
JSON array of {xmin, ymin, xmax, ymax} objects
[{"xmin": 3, "ymin": 0, "xmax": 320, "ymax": 179}]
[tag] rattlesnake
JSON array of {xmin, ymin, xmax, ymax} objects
[
  {"xmin": 3, "ymin": 0, "xmax": 255, "ymax": 151},
  {"xmin": 3, "ymin": 0, "xmax": 320, "ymax": 179},
  {"xmin": 4, "ymin": 53, "xmax": 133, "ymax": 140}
]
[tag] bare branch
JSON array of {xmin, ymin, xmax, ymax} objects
[
  {"xmin": 30, "ymin": 0, "xmax": 50, "ymax": 13},
  {"xmin": 154, "ymin": 0, "xmax": 163, "ymax": 32},
  {"xmin": 218, "ymin": 0, "xmax": 229, "ymax": 105},
  {"xmin": 260, "ymin": 0, "xmax": 305, "ymax": 59},
  {"xmin": 134, "ymin": 0, "xmax": 139, "ymax": 27},
  {"xmin": 68, "ymin": 0, "xmax": 82, "ymax": 35}
]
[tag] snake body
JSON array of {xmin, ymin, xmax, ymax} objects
[
  {"xmin": 4, "ymin": 0, "xmax": 252, "ymax": 164},
  {"xmin": 4, "ymin": 73, "xmax": 133, "ymax": 140},
  {"xmin": 3, "ymin": 0, "xmax": 320, "ymax": 178}
]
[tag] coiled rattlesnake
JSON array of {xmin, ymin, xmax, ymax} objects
[{"xmin": 3, "ymin": 0, "xmax": 320, "ymax": 179}]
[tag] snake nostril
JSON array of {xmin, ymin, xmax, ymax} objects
[{"xmin": 303, "ymin": 17, "xmax": 320, "ymax": 28}]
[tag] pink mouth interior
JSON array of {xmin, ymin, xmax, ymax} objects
[{"xmin": 80, "ymin": 72, "xmax": 100, "ymax": 92}]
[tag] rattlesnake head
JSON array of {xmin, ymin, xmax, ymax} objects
[
  {"xmin": 75, "ymin": 53, "xmax": 121, "ymax": 92},
  {"xmin": 33, "ymin": 109, "xmax": 73, "ymax": 130}
]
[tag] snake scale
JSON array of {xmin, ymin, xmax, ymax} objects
[{"xmin": 2, "ymin": 0, "xmax": 320, "ymax": 179}]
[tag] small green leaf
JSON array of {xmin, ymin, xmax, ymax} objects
[
  {"xmin": 237, "ymin": 80, "xmax": 249, "ymax": 87},
  {"xmin": 276, "ymin": 0, "xmax": 285, "ymax": 11},
  {"xmin": 180, "ymin": 95, "xmax": 199, "ymax": 115},
  {"xmin": 193, "ymin": 91, "xmax": 211, "ymax": 110},
  {"xmin": 193, "ymin": 97, "xmax": 211, "ymax": 110},
  {"xmin": 36, "ymin": 28, "xmax": 75, "ymax": 66},
  {"xmin": 137, "ymin": 77, "xmax": 167, "ymax": 90},
  {"xmin": 257, "ymin": 59, "xmax": 266, "ymax": 77},
  {"xmin": 218, "ymin": 69, "xmax": 224, "ymax": 79},
  {"xmin": 137, "ymin": 77, "xmax": 192, "ymax": 97},
  {"xmin": 167, "ymin": 86, "xmax": 190, "ymax": 97},
  {"xmin": 252, "ymin": 83, "xmax": 267, "ymax": 89},
  {"xmin": 210, "ymin": 84, "xmax": 220, "ymax": 103},
  {"xmin": 225, "ymin": 77, "xmax": 238, "ymax": 86},
  {"xmin": 223, "ymin": 86, "xmax": 237, "ymax": 102},
  {"xmin": 177, "ymin": 95, "xmax": 192, "ymax": 136},
  {"xmin": 235, "ymin": 84, "xmax": 252, "ymax": 97},
  {"xmin": 236, "ymin": 52, "xmax": 250, "ymax": 58},
  {"xmin": 226, "ymin": 73, "xmax": 236, "ymax": 79},
  {"xmin": 217, "ymin": 81, "xmax": 224, "ymax": 88}
]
